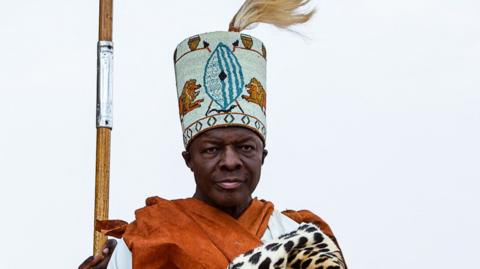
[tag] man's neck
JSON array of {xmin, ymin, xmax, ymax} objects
[
  {"xmin": 192, "ymin": 193, "xmax": 252, "ymax": 219},
  {"xmin": 216, "ymin": 201, "xmax": 251, "ymax": 219}
]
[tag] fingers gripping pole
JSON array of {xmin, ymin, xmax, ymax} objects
[{"xmin": 94, "ymin": 0, "xmax": 113, "ymax": 255}]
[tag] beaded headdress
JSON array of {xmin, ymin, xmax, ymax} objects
[{"xmin": 174, "ymin": 0, "xmax": 315, "ymax": 147}]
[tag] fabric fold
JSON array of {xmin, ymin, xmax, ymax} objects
[
  {"xmin": 95, "ymin": 219, "xmax": 128, "ymax": 239},
  {"xmin": 122, "ymin": 197, "xmax": 274, "ymax": 269}
]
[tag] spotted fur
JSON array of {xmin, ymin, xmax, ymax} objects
[{"xmin": 228, "ymin": 223, "xmax": 346, "ymax": 269}]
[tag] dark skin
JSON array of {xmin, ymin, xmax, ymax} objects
[
  {"xmin": 184, "ymin": 127, "xmax": 268, "ymax": 218},
  {"xmin": 79, "ymin": 127, "xmax": 267, "ymax": 268},
  {"xmin": 78, "ymin": 239, "xmax": 117, "ymax": 269}
]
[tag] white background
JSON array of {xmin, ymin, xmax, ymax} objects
[{"xmin": 0, "ymin": 0, "xmax": 479, "ymax": 268}]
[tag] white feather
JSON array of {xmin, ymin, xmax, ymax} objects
[{"xmin": 229, "ymin": 0, "xmax": 315, "ymax": 32}]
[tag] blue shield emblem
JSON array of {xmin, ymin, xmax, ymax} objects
[{"xmin": 203, "ymin": 43, "xmax": 245, "ymax": 110}]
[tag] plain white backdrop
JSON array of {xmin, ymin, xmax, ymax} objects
[{"xmin": 0, "ymin": 0, "xmax": 479, "ymax": 268}]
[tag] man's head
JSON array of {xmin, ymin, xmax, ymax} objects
[
  {"xmin": 182, "ymin": 127, "xmax": 267, "ymax": 217},
  {"xmin": 175, "ymin": 32, "xmax": 270, "ymax": 217}
]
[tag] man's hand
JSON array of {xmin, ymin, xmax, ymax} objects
[{"xmin": 78, "ymin": 239, "xmax": 117, "ymax": 269}]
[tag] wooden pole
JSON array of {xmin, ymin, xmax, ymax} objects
[
  {"xmin": 94, "ymin": 0, "xmax": 113, "ymax": 255},
  {"xmin": 99, "ymin": 0, "xmax": 113, "ymax": 41}
]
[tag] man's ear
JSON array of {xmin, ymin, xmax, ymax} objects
[
  {"xmin": 182, "ymin": 151, "xmax": 193, "ymax": 171},
  {"xmin": 262, "ymin": 149, "xmax": 268, "ymax": 164}
]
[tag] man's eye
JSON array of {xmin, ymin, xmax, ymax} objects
[
  {"xmin": 204, "ymin": 147, "xmax": 218, "ymax": 154},
  {"xmin": 240, "ymin": 145, "xmax": 254, "ymax": 152}
]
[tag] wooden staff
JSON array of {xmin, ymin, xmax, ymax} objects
[{"xmin": 94, "ymin": 0, "xmax": 113, "ymax": 255}]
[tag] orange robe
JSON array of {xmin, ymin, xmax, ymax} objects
[{"xmin": 97, "ymin": 197, "xmax": 340, "ymax": 269}]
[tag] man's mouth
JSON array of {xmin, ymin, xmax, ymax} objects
[{"xmin": 216, "ymin": 179, "xmax": 243, "ymax": 190}]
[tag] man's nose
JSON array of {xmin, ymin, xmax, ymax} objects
[{"xmin": 220, "ymin": 146, "xmax": 242, "ymax": 170}]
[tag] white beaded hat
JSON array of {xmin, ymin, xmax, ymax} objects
[
  {"xmin": 173, "ymin": 0, "xmax": 314, "ymax": 148},
  {"xmin": 174, "ymin": 31, "xmax": 267, "ymax": 147}
]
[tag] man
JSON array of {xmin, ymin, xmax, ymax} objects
[
  {"xmin": 81, "ymin": 127, "xmax": 345, "ymax": 269},
  {"xmin": 80, "ymin": 1, "xmax": 347, "ymax": 268}
]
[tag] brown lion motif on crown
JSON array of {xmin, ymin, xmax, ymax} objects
[
  {"xmin": 242, "ymin": 78, "xmax": 266, "ymax": 114},
  {"xmin": 178, "ymin": 79, "xmax": 204, "ymax": 120}
]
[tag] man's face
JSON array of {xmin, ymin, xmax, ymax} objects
[{"xmin": 183, "ymin": 127, "xmax": 267, "ymax": 213}]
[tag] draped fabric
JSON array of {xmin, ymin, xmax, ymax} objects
[
  {"xmin": 123, "ymin": 197, "xmax": 273, "ymax": 269},
  {"xmin": 96, "ymin": 197, "xmax": 343, "ymax": 269}
]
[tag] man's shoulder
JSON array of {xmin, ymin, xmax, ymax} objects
[{"xmin": 281, "ymin": 208, "xmax": 338, "ymax": 245}]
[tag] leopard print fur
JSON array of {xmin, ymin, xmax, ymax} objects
[{"xmin": 228, "ymin": 223, "xmax": 346, "ymax": 269}]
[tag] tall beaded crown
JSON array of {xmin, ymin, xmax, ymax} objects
[{"xmin": 173, "ymin": 0, "xmax": 315, "ymax": 147}]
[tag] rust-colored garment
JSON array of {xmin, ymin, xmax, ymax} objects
[
  {"xmin": 126, "ymin": 197, "xmax": 272, "ymax": 269},
  {"xmin": 97, "ymin": 197, "xmax": 341, "ymax": 269}
]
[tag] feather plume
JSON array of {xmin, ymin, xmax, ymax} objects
[{"xmin": 229, "ymin": 0, "xmax": 315, "ymax": 32}]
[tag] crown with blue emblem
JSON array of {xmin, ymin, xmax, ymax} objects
[
  {"xmin": 174, "ymin": 31, "xmax": 267, "ymax": 147},
  {"xmin": 173, "ymin": 0, "xmax": 314, "ymax": 147}
]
